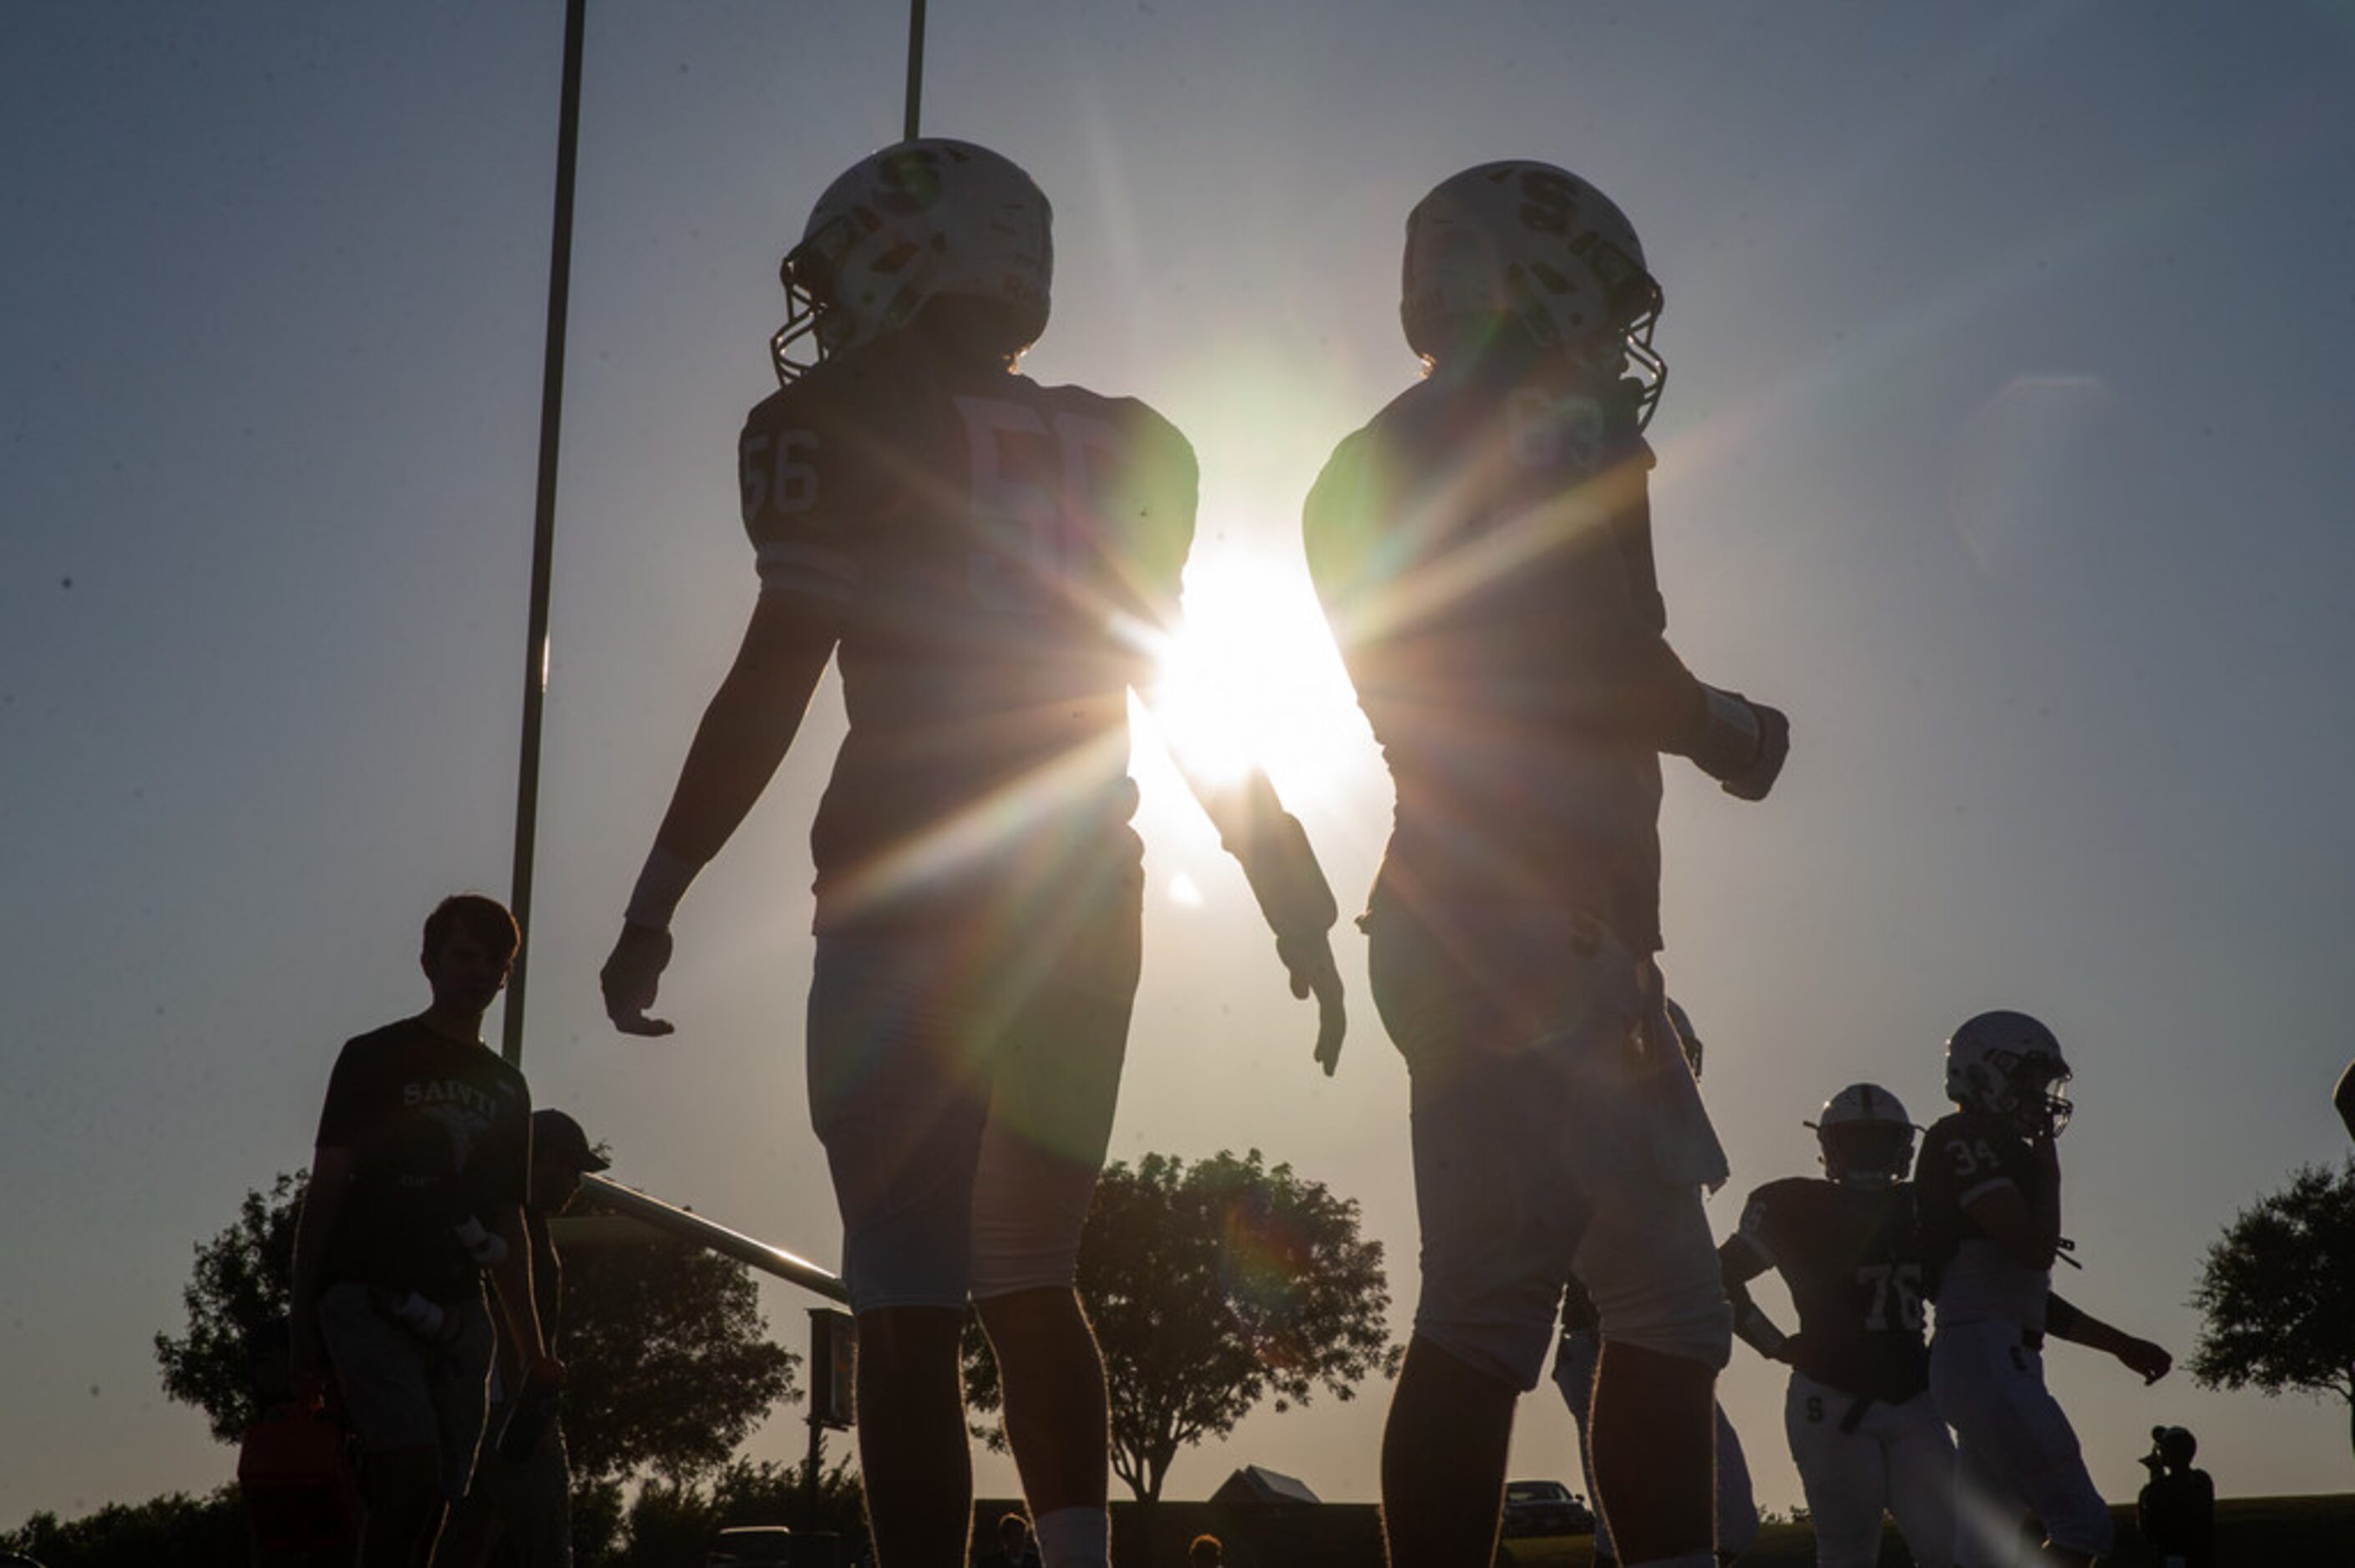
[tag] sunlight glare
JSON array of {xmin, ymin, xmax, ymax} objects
[{"xmin": 1134, "ymin": 544, "xmax": 1370, "ymax": 812}]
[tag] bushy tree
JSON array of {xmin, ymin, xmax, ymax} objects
[
  {"xmin": 2190, "ymin": 1158, "xmax": 2355, "ymax": 1460},
  {"xmin": 963, "ymin": 1148, "xmax": 1400, "ymax": 1501},
  {"xmin": 559, "ymin": 1224, "xmax": 800, "ymax": 1483},
  {"xmin": 0, "ymin": 1486, "xmax": 246, "ymax": 1568},
  {"xmin": 154, "ymin": 1173, "xmax": 303, "ymax": 1442}
]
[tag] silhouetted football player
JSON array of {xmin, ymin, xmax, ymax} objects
[
  {"xmin": 1305, "ymin": 160, "xmax": 1790, "ymax": 1568},
  {"xmin": 600, "ymin": 140, "xmax": 1343, "ymax": 1568}
]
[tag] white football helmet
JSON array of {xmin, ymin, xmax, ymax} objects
[
  {"xmin": 1945, "ymin": 1009, "xmax": 2073, "ymax": 1139},
  {"xmin": 772, "ymin": 139, "xmax": 1051, "ymax": 383},
  {"xmin": 1808, "ymin": 1082, "xmax": 1917, "ymax": 1187},
  {"xmin": 1400, "ymin": 159, "xmax": 1666, "ymax": 423}
]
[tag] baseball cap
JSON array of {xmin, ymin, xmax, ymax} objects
[{"xmin": 532, "ymin": 1108, "xmax": 610, "ymax": 1172}]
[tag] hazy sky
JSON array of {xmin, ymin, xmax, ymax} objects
[{"xmin": 8, "ymin": 0, "xmax": 2355, "ymax": 1530}]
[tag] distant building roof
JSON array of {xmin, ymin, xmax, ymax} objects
[{"xmin": 1209, "ymin": 1464, "xmax": 1321, "ymax": 1506}]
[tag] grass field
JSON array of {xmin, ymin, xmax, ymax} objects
[{"xmin": 1492, "ymin": 1494, "xmax": 2354, "ymax": 1566}]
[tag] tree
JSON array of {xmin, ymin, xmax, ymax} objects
[
  {"xmin": 155, "ymin": 1171, "xmax": 801, "ymax": 1486},
  {"xmin": 559, "ymin": 1220, "xmax": 800, "ymax": 1484},
  {"xmin": 0, "ymin": 1486, "xmax": 246, "ymax": 1568},
  {"xmin": 962, "ymin": 1148, "xmax": 1401, "ymax": 1502},
  {"xmin": 155, "ymin": 1171, "xmax": 303, "ymax": 1442},
  {"xmin": 2190, "ymin": 1158, "xmax": 2355, "ymax": 1461}
]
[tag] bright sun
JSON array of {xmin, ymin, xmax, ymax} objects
[{"xmin": 1131, "ymin": 545, "xmax": 1372, "ymax": 816}]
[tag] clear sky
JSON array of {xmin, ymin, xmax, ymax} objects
[{"xmin": 7, "ymin": 0, "xmax": 2354, "ymax": 1530}]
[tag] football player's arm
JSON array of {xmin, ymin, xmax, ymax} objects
[
  {"xmin": 2044, "ymin": 1290, "xmax": 2171, "ymax": 1383},
  {"xmin": 1603, "ymin": 625, "xmax": 1788, "ymax": 799},
  {"xmin": 287, "ymin": 1143, "xmax": 353, "ymax": 1402},
  {"xmin": 1543, "ymin": 452, "xmax": 1789, "ymax": 800},
  {"xmin": 1178, "ymin": 762, "xmax": 1346, "ymax": 1076},
  {"xmin": 602, "ymin": 593, "xmax": 838, "ymax": 1035},
  {"xmin": 1717, "ymin": 1232, "xmax": 1794, "ymax": 1362},
  {"xmin": 1122, "ymin": 426, "xmax": 1342, "ymax": 1074},
  {"xmin": 1957, "ymin": 1168, "xmax": 2063, "ymax": 1271}
]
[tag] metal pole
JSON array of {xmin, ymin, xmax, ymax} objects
[
  {"xmin": 904, "ymin": 0, "xmax": 926, "ymax": 140},
  {"xmin": 575, "ymin": 1173, "xmax": 850, "ymax": 1302},
  {"xmin": 504, "ymin": 0, "xmax": 587, "ymax": 1065}
]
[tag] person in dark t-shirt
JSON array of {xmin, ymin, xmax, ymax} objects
[{"xmin": 289, "ymin": 894, "xmax": 558, "ymax": 1568}]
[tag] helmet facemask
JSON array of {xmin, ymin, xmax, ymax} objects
[
  {"xmin": 1817, "ymin": 1122, "xmax": 1916, "ymax": 1188},
  {"xmin": 1810, "ymin": 1083, "xmax": 1917, "ymax": 1188},
  {"xmin": 1999, "ymin": 1049, "xmax": 2074, "ymax": 1139}
]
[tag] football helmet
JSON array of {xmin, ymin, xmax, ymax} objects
[
  {"xmin": 1808, "ymin": 1082, "xmax": 1917, "ymax": 1187},
  {"xmin": 772, "ymin": 139, "xmax": 1052, "ymax": 383},
  {"xmin": 1400, "ymin": 159, "xmax": 1666, "ymax": 423},
  {"xmin": 1945, "ymin": 1009, "xmax": 2074, "ymax": 1139}
]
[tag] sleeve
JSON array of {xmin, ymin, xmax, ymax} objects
[
  {"xmin": 1301, "ymin": 430, "xmax": 1380, "ymax": 626},
  {"xmin": 312, "ymin": 1039, "xmax": 369, "ymax": 1149},
  {"xmin": 1113, "ymin": 405, "xmax": 1198, "ymax": 635},
  {"xmin": 1922, "ymin": 1117, "xmax": 2021, "ymax": 1211},
  {"xmin": 739, "ymin": 391, "xmax": 870, "ymax": 611},
  {"xmin": 1732, "ymin": 1186, "xmax": 1780, "ymax": 1266}
]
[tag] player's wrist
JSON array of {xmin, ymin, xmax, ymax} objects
[
  {"xmin": 1684, "ymin": 685, "xmax": 1770, "ymax": 776},
  {"xmin": 625, "ymin": 845, "xmax": 703, "ymax": 930}
]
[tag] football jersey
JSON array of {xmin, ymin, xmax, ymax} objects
[
  {"xmin": 1734, "ymin": 1176, "xmax": 1931, "ymax": 1403},
  {"xmin": 1914, "ymin": 1109, "xmax": 2051, "ymax": 1329},
  {"xmin": 739, "ymin": 339, "xmax": 1196, "ymax": 932},
  {"xmin": 1302, "ymin": 349, "xmax": 1701, "ymax": 951}
]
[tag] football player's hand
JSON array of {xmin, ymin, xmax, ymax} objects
[
  {"xmin": 1774, "ymin": 1332, "xmax": 1806, "ymax": 1366},
  {"xmin": 1718, "ymin": 701, "xmax": 1789, "ymax": 801},
  {"xmin": 2118, "ymin": 1337, "xmax": 2172, "ymax": 1384},
  {"xmin": 1277, "ymin": 930, "xmax": 1346, "ymax": 1076},
  {"xmin": 600, "ymin": 922, "xmax": 676, "ymax": 1037},
  {"xmin": 1687, "ymin": 687, "xmax": 1789, "ymax": 801}
]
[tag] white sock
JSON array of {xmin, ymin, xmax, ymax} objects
[{"xmin": 1033, "ymin": 1505, "xmax": 1109, "ymax": 1568}]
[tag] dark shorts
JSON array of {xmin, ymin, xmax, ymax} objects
[{"xmin": 318, "ymin": 1280, "xmax": 494, "ymax": 1502}]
